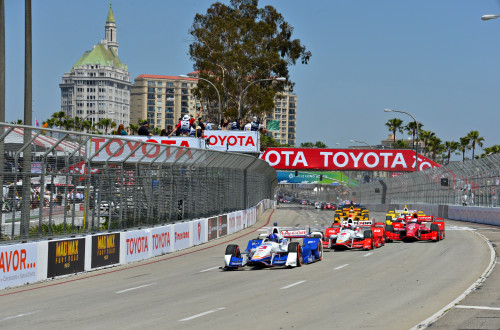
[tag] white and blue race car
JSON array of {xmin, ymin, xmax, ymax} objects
[{"xmin": 223, "ymin": 224, "xmax": 323, "ymax": 269}]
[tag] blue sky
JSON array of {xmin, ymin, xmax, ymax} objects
[{"xmin": 4, "ymin": 0, "xmax": 500, "ymax": 156}]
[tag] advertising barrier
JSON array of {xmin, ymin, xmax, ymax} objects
[
  {"xmin": 47, "ymin": 238, "xmax": 85, "ymax": 278},
  {"xmin": 173, "ymin": 222, "xmax": 190, "ymax": 251},
  {"xmin": 191, "ymin": 219, "xmax": 207, "ymax": 246},
  {"xmin": 228, "ymin": 212, "xmax": 236, "ymax": 235},
  {"xmin": 91, "ymin": 233, "xmax": 120, "ymax": 269},
  {"xmin": 0, "ymin": 242, "xmax": 38, "ymax": 289},
  {"xmin": 203, "ymin": 131, "xmax": 260, "ymax": 153},
  {"xmin": 207, "ymin": 217, "xmax": 218, "ymax": 241},
  {"xmin": 235, "ymin": 211, "xmax": 243, "ymax": 232},
  {"xmin": 151, "ymin": 225, "xmax": 172, "ymax": 257},
  {"xmin": 123, "ymin": 230, "xmax": 150, "ymax": 263},
  {"xmin": 218, "ymin": 215, "xmax": 228, "ymax": 237}
]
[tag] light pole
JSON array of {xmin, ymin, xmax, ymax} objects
[
  {"xmin": 238, "ymin": 77, "xmax": 286, "ymax": 119},
  {"xmin": 349, "ymin": 139, "xmax": 372, "ymax": 149},
  {"xmin": 180, "ymin": 75, "xmax": 221, "ymax": 125},
  {"xmin": 384, "ymin": 108, "xmax": 419, "ymax": 171}
]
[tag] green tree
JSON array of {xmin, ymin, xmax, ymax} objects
[
  {"xmin": 51, "ymin": 111, "xmax": 66, "ymax": 128},
  {"xmin": 459, "ymin": 136, "xmax": 470, "ymax": 162},
  {"xmin": 300, "ymin": 142, "xmax": 314, "ymax": 148},
  {"xmin": 479, "ymin": 145, "xmax": 500, "ymax": 158},
  {"xmin": 428, "ymin": 136, "xmax": 443, "ymax": 162},
  {"xmin": 419, "ymin": 130, "xmax": 435, "ymax": 154},
  {"xmin": 188, "ymin": 0, "xmax": 311, "ymax": 119},
  {"xmin": 82, "ymin": 120, "xmax": 93, "ymax": 133},
  {"xmin": 384, "ymin": 118, "xmax": 404, "ymax": 145},
  {"xmin": 466, "ymin": 130, "xmax": 485, "ymax": 159},
  {"xmin": 314, "ymin": 141, "xmax": 328, "ymax": 148},
  {"xmin": 405, "ymin": 121, "xmax": 423, "ymax": 149},
  {"xmin": 129, "ymin": 124, "xmax": 139, "ymax": 135},
  {"xmin": 11, "ymin": 119, "xmax": 23, "ymax": 124},
  {"xmin": 392, "ymin": 140, "xmax": 411, "ymax": 149},
  {"xmin": 97, "ymin": 118, "xmax": 113, "ymax": 135},
  {"xmin": 443, "ymin": 141, "xmax": 460, "ymax": 165}
]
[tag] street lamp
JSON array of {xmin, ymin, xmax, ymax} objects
[
  {"xmin": 384, "ymin": 108, "xmax": 419, "ymax": 171},
  {"xmin": 349, "ymin": 139, "xmax": 372, "ymax": 149},
  {"xmin": 481, "ymin": 15, "xmax": 500, "ymax": 21},
  {"xmin": 238, "ymin": 77, "xmax": 286, "ymax": 119},
  {"xmin": 180, "ymin": 75, "xmax": 221, "ymax": 125}
]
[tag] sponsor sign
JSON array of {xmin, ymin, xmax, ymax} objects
[
  {"xmin": 235, "ymin": 211, "xmax": 243, "ymax": 232},
  {"xmin": 207, "ymin": 217, "xmax": 218, "ymax": 241},
  {"xmin": 241, "ymin": 210, "xmax": 247, "ymax": 229},
  {"xmin": 192, "ymin": 219, "xmax": 206, "ymax": 246},
  {"xmin": 218, "ymin": 215, "xmax": 228, "ymax": 237},
  {"xmin": 173, "ymin": 222, "xmax": 190, "ymax": 251},
  {"xmin": 204, "ymin": 131, "xmax": 260, "ymax": 153},
  {"xmin": 228, "ymin": 212, "xmax": 236, "ymax": 235},
  {"xmin": 91, "ymin": 233, "xmax": 120, "ymax": 269},
  {"xmin": 280, "ymin": 230, "xmax": 308, "ymax": 238},
  {"xmin": 0, "ymin": 242, "xmax": 38, "ymax": 288},
  {"xmin": 47, "ymin": 238, "xmax": 85, "ymax": 278},
  {"xmin": 151, "ymin": 225, "xmax": 172, "ymax": 257},
  {"xmin": 260, "ymin": 148, "xmax": 441, "ymax": 172},
  {"xmin": 124, "ymin": 230, "xmax": 150, "ymax": 263}
]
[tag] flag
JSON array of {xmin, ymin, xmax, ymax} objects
[
  {"xmin": 35, "ymin": 119, "xmax": 40, "ymax": 127},
  {"xmin": 266, "ymin": 120, "xmax": 280, "ymax": 132}
]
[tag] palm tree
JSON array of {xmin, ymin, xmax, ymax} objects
[
  {"xmin": 428, "ymin": 136, "xmax": 443, "ymax": 162},
  {"xmin": 459, "ymin": 137, "xmax": 470, "ymax": 162},
  {"xmin": 61, "ymin": 117, "xmax": 74, "ymax": 131},
  {"xmin": 385, "ymin": 118, "xmax": 404, "ymax": 145},
  {"xmin": 82, "ymin": 120, "xmax": 93, "ymax": 133},
  {"xmin": 97, "ymin": 118, "xmax": 113, "ymax": 135},
  {"xmin": 51, "ymin": 111, "xmax": 66, "ymax": 128},
  {"xmin": 392, "ymin": 140, "xmax": 411, "ymax": 149},
  {"xmin": 300, "ymin": 142, "xmax": 315, "ymax": 148},
  {"xmin": 129, "ymin": 124, "xmax": 139, "ymax": 135},
  {"xmin": 405, "ymin": 121, "xmax": 423, "ymax": 149},
  {"xmin": 11, "ymin": 119, "xmax": 23, "ymax": 124},
  {"xmin": 466, "ymin": 130, "xmax": 485, "ymax": 159},
  {"xmin": 314, "ymin": 141, "xmax": 328, "ymax": 148},
  {"xmin": 479, "ymin": 145, "xmax": 500, "ymax": 158},
  {"xmin": 419, "ymin": 130, "xmax": 435, "ymax": 154},
  {"xmin": 443, "ymin": 141, "xmax": 460, "ymax": 165}
]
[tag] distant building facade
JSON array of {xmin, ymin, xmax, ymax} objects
[
  {"xmin": 263, "ymin": 89, "xmax": 297, "ymax": 146},
  {"xmin": 130, "ymin": 75, "xmax": 199, "ymax": 129},
  {"xmin": 59, "ymin": 5, "xmax": 131, "ymax": 128}
]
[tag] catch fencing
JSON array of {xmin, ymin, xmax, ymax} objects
[
  {"xmin": 0, "ymin": 123, "xmax": 277, "ymax": 242},
  {"xmin": 350, "ymin": 154, "xmax": 500, "ymax": 207}
]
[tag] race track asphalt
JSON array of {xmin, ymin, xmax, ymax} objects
[{"xmin": 0, "ymin": 205, "xmax": 492, "ymax": 329}]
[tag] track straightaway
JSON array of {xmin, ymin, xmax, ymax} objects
[{"xmin": 0, "ymin": 207, "xmax": 492, "ymax": 329}]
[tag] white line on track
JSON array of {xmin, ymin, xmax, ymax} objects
[
  {"xmin": 178, "ymin": 307, "xmax": 226, "ymax": 321},
  {"xmin": 455, "ymin": 305, "xmax": 500, "ymax": 311},
  {"xmin": 115, "ymin": 283, "xmax": 156, "ymax": 294},
  {"xmin": 334, "ymin": 264, "xmax": 349, "ymax": 270},
  {"xmin": 0, "ymin": 310, "xmax": 40, "ymax": 322},
  {"xmin": 280, "ymin": 280, "xmax": 306, "ymax": 290},
  {"xmin": 198, "ymin": 266, "xmax": 220, "ymax": 273},
  {"xmin": 363, "ymin": 252, "xmax": 373, "ymax": 257}
]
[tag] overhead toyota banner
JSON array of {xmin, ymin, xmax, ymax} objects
[
  {"xmin": 203, "ymin": 131, "xmax": 260, "ymax": 153},
  {"xmin": 260, "ymin": 148, "xmax": 441, "ymax": 172}
]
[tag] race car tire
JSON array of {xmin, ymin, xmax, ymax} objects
[
  {"xmin": 318, "ymin": 243, "xmax": 323, "ymax": 261},
  {"xmin": 371, "ymin": 238, "xmax": 375, "ymax": 250},
  {"xmin": 430, "ymin": 224, "xmax": 440, "ymax": 242},
  {"xmin": 225, "ymin": 244, "xmax": 241, "ymax": 258},
  {"xmin": 288, "ymin": 243, "xmax": 302, "ymax": 266},
  {"xmin": 385, "ymin": 225, "xmax": 394, "ymax": 233},
  {"xmin": 364, "ymin": 230, "xmax": 374, "ymax": 239}
]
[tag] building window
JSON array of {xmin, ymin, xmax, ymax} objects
[
  {"xmin": 166, "ymin": 107, "xmax": 174, "ymax": 113},
  {"xmin": 165, "ymin": 113, "xmax": 174, "ymax": 119},
  {"xmin": 181, "ymin": 95, "xmax": 188, "ymax": 100},
  {"xmin": 157, "ymin": 113, "xmax": 162, "ymax": 118},
  {"xmin": 166, "ymin": 82, "xmax": 174, "ymax": 87},
  {"xmin": 157, "ymin": 107, "xmax": 162, "ymax": 112},
  {"xmin": 148, "ymin": 106, "xmax": 154, "ymax": 112},
  {"xmin": 147, "ymin": 94, "xmax": 155, "ymax": 99},
  {"xmin": 148, "ymin": 81, "xmax": 155, "ymax": 86},
  {"xmin": 147, "ymin": 100, "xmax": 155, "ymax": 105},
  {"xmin": 148, "ymin": 87, "xmax": 155, "ymax": 93},
  {"xmin": 157, "ymin": 82, "xmax": 163, "ymax": 86},
  {"xmin": 289, "ymin": 102, "xmax": 295, "ymax": 109},
  {"xmin": 181, "ymin": 108, "xmax": 188, "ymax": 114},
  {"xmin": 166, "ymin": 101, "xmax": 174, "ymax": 106},
  {"xmin": 181, "ymin": 83, "xmax": 187, "ymax": 88},
  {"xmin": 181, "ymin": 101, "xmax": 188, "ymax": 107}
]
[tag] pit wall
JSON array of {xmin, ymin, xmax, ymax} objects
[
  {"xmin": 363, "ymin": 203, "xmax": 500, "ymax": 226},
  {"xmin": 0, "ymin": 199, "xmax": 275, "ymax": 290}
]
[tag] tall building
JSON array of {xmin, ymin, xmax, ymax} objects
[
  {"xmin": 59, "ymin": 5, "xmax": 131, "ymax": 129},
  {"xmin": 263, "ymin": 89, "xmax": 297, "ymax": 146},
  {"xmin": 130, "ymin": 75, "xmax": 199, "ymax": 129}
]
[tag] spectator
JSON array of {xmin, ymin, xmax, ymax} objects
[
  {"xmin": 244, "ymin": 119, "xmax": 252, "ymax": 131},
  {"xmin": 160, "ymin": 129, "xmax": 168, "ymax": 136},
  {"xmin": 138, "ymin": 121, "xmax": 153, "ymax": 136},
  {"xmin": 117, "ymin": 124, "xmax": 128, "ymax": 135},
  {"xmin": 250, "ymin": 116, "xmax": 266, "ymax": 133},
  {"xmin": 205, "ymin": 118, "xmax": 213, "ymax": 130},
  {"xmin": 56, "ymin": 192, "xmax": 63, "ymax": 205},
  {"xmin": 169, "ymin": 107, "xmax": 203, "ymax": 137},
  {"xmin": 198, "ymin": 118, "xmax": 206, "ymax": 131},
  {"xmin": 230, "ymin": 118, "xmax": 241, "ymax": 130},
  {"xmin": 461, "ymin": 193, "xmax": 468, "ymax": 206},
  {"xmin": 221, "ymin": 118, "xmax": 230, "ymax": 130},
  {"xmin": 166, "ymin": 125, "xmax": 173, "ymax": 135}
]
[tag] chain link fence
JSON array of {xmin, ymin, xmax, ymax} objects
[
  {"xmin": 350, "ymin": 154, "xmax": 500, "ymax": 207},
  {"xmin": 0, "ymin": 123, "xmax": 276, "ymax": 243}
]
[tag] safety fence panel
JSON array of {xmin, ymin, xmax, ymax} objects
[
  {"xmin": 349, "ymin": 154, "xmax": 500, "ymax": 208},
  {"xmin": 0, "ymin": 124, "xmax": 277, "ymax": 242}
]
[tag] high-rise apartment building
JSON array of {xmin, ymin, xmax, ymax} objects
[
  {"xmin": 59, "ymin": 5, "xmax": 131, "ymax": 128},
  {"xmin": 130, "ymin": 75, "xmax": 199, "ymax": 129},
  {"xmin": 264, "ymin": 89, "xmax": 297, "ymax": 146}
]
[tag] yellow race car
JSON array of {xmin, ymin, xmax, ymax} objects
[
  {"xmin": 335, "ymin": 205, "xmax": 369, "ymax": 223},
  {"xmin": 386, "ymin": 205, "xmax": 425, "ymax": 225}
]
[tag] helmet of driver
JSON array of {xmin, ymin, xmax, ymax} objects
[
  {"xmin": 183, "ymin": 115, "xmax": 190, "ymax": 121},
  {"xmin": 268, "ymin": 233, "xmax": 278, "ymax": 242}
]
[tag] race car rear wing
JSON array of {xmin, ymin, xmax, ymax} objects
[
  {"xmin": 341, "ymin": 219, "xmax": 372, "ymax": 226},
  {"xmin": 405, "ymin": 215, "xmax": 434, "ymax": 222},
  {"xmin": 280, "ymin": 229, "xmax": 309, "ymax": 238}
]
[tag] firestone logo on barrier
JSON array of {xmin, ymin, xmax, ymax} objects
[{"xmin": 175, "ymin": 231, "xmax": 189, "ymax": 242}]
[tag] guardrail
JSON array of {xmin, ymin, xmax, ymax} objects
[
  {"xmin": 0, "ymin": 123, "xmax": 277, "ymax": 242},
  {"xmin": 350, "ymin": 154, "xmax": 499, "ymax": 208},
  {"xmin": 0, "ymin": 199, "xmax": 274, "ymax": 290}
]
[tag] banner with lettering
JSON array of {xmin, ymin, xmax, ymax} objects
[
  {"xmin": 1, "ymin": 242, "xmax": 38, "ymax": 288},
  {"xmin": 91, "ymin": 233, "xmax": 120, "ymax": 269},
  {"xmin": 192, "ymin": 219, "xmax": 207, "ymax": 246},
  {"xmin": 151, "ymin": 225, "xmax": 172, "ymax": 257},
  {"xmin": 173, "ymin": 222, "xmax": 191, "ymax": 251},
  {"xmin": 47, "ymin": 238, "xmax": 85, "ymax": 277},
  {"xmin": 123, "ymin": 229, "xmax": 150, "ymax": 263}
]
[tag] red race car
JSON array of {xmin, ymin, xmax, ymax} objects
[
  {"xmin": 385, "ymin": 213, "xmax": 445, "ymax": 242},
  {"xmin": 323, "ymin": 220, "xmax": 385, "ymax": 250}
]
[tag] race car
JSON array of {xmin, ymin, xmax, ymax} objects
[
  {"xmin": 324, "ymin": 218, "xmax": 385, "ymax": 251},
  {"xmin": 386, "ymin": 205, "xmax": 425, "ymax": 225},
  {"xmin": 334, "ymin": 205, "xmax": 369, "ymax": 222},
  {"xmin": 223, "ymin": 223, "xmax": 323, "ymax": 269},
  {"xmin": 385, "ymin": 213, "xmax": 445, "ymax": 242}
]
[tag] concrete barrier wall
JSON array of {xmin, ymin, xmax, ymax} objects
[{"xmin": 0, "ymin": 200, "xmax": 273, "ymax": 290}]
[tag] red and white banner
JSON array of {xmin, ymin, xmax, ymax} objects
[
  {"xmin": 173, "ymin": 222, "xmax": 191, "ymax": 251},
  {"xmin": 203, "ymin": 131, "xmax": 260, "ymax": 153},
  {"xmin": 260, "ymin": 148, "xmax": 441, "ymax": 172},
  {"xmin": 123, "ymin": 230, "xmax": 150, "ymax": 263},
  {"xmin": 191, "ymin": 219, "xmax": 207, "ymax": 246},
  {"xmin": 151, "ymin": 226, "xmax": 172, "ymax": 257},
  {"xmin": 228, "ymin": 212, "xmax": 236, "ymax": 235},
  {"xmin": 0, "ymin": 242, "xmax": 38, "ymax": 289}
]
